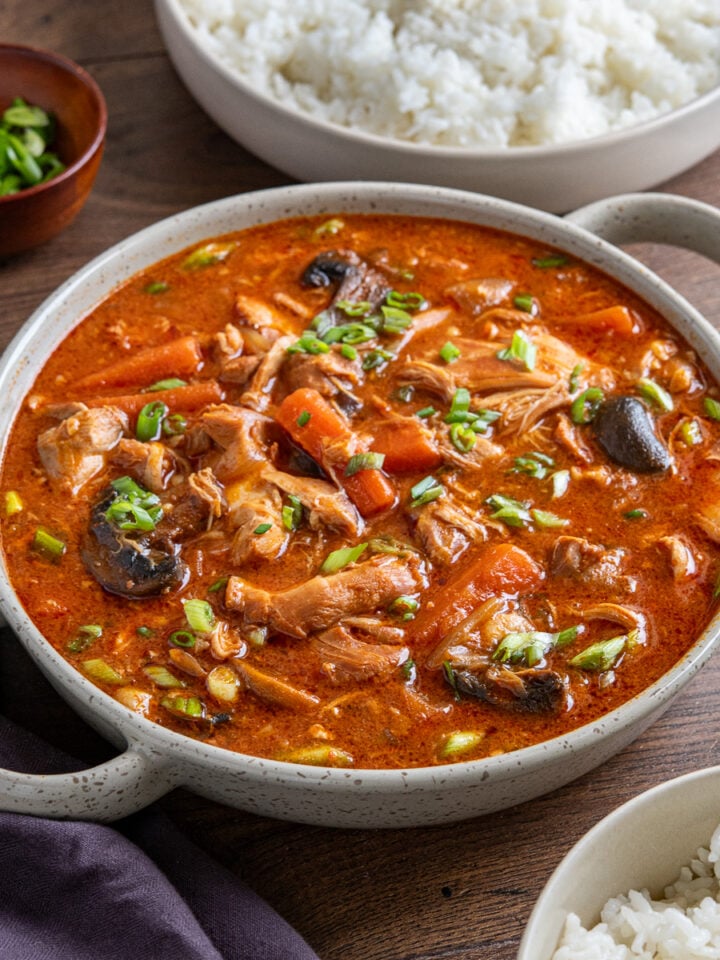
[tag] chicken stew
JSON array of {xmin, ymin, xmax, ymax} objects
[{"xmin": 2, "ymin": 213, "xmax": 720, "ymax": 769}]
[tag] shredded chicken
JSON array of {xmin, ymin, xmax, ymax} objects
[
  {"xmin": 112, "ymin": 438, "xmax": 175, "ymax": 493},
  {"xmin": 262, "ymin": 465, "xmax": 361, "ymax": 536},
  {"xmin": 38, "ymin": 406, "xmax": 128, "ymax": 494},
  {"xmin": 414, "ymin": 498, "xmax": 488, "ymax": 566},
  {"xmin": 311, "ymin": 625, "xmax": 408, "ymax": 682},
  {"xmin": 241, "ymin": 334, "xmax": 295, "ymax": 412},
  {"xmin": 199, "ymin": 404, "xmax": 273, "ymax": 480}
]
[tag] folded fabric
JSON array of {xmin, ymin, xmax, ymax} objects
[{"xmin": 0, "ymin": 714, "xmax": 320, "ymax": 960}]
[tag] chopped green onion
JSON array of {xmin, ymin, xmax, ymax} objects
[
  {"xmin": 551, "ymin": 470, "xmax": 570, "ymax": 498},
  {"xmin": 345, "ymin": 452, "xmax": 385, "ymax": 476},
  {"xmin": 362, "ymin": 348, "xmax": 394, "ymax": 371},
  {"xmin": 569, "ymin": 363, "xmax": 584, "ymax": 393},
  {"xmin": 144, "ymin": 664, "xmax": 185, "ymax": 688},
  {"xmin": 183, "ymin": 598, "xmax": 215, "ymax": 634},
  {"xmin": 443, "ymin": 661, "xmax": 461, "ymax": 700},
  {"xmin": 253, "ymin": 522, "xmax": 273, "ymax": 535},
  {"xmin": 32, "ymin": 527, "xmax": 66, "ymax": 561},
  {"xmin": 485, "ymin": 493, "xmax": 531, "ymax": 527},
  {"xmin": 513, "ymin": 293, "xmax": 537, "ymax": 314},
  {"xmin": 494, "ymin": 625, "xmax": 580, "ymax": 667},
  {"xmin": 447, "ymin": 388, "xmax": 470, "ymax": 419},
  {"xmin": 402, "ymin": 659, "xmax": 417, "ymax": 682},
  {"xmin": 569, "ymin": 635, "xmax": 626, "ymax": 671},
  {"xmin": 144, "ymin": 281, "xmax": 169, "ymax": 295},
  {"xmin": 679, "ymin": 419, "xmax": 702, "ymax": 446},
  {"xmin": 321, "ymin": 322, "xmax": 377, "ymax": 345},
  {"xmin": 532, "ymin": 254, "xmax": 568, "ymax": 269},
  {"xmin": 3, "ymin": 102, "xmax": 50, "ymax": 127},
  {"xmin": 368, "ymin": 536, "xmax": 414, "ymax": 557},
  {"xmin": 314, "ymin": 218, "xmax": 344, "ymax": 236},
  {"xmin": 247, "ymin": 627, "xmax": 268, "ymax": 647},
  {"xmin": 388, "ymin": 595, "xmax": 419, "ymax": 621},
  {"xmin": 449, "ymin": 423, "xmax": 476, "ymax": 453},
  {"xmin": 207, "ymin": 577, "xmax": 228, "ymax": 594},
  {"xmin": 636, "ymin": 377, "xmax": 673, "ymax": 412},
  {"xmin": 5, "ymin": 490, "xmax": 22, "ymax": 516},
  {"xmin": 162, "ymin": 413, "xmax": 187, "ymax": 436},
  {"xmin": 287, "ymin": 331, "xmax": 331, "ymax": 355},
  {"xmin": 169, "ymin": 630, "xmax": 196, "ymax": 649},
  {"xmin": 105, "ymin": 500, "xmax": 158, "ymax": 532},
  {"xmin": 624, "ymin": 508, "xmax": 647, "ymax": 520},
  {"xmin": 182, "ymin": 242, "xmax": 235, "ymax": 270},
  {"xmin": 297, "ymin": 410, "xmax": 311, "ymax": 427},
  {"xmin": 67, "ymin": 624, "xmax": 103, "ymax": 654},
  {"xmin": 511, "ymin": 453, "xmax": 552, "ymax": 479},
  {"xmin": 136, "ymin": 625, "xmax": 155, "ymax": 637},
  {"xmin": 439, "ymin": 731, "xmax": 485, "ymax": 758},
  {"xmin": 340, "ymin": 344, "xmax": 358, "ymax": 360},
  {"xmin": 496, "ymin": 330, "xmax": 536, "ymax": 371},
  {"xmin": 704, "ymin": 397, "xmax": 720, "ymax": 421},
  {"xmin": 531, "ymin": 508, "xmax": 569, "ymax": 528},
  {"xmin": 571, "ymin": 387, "xmax": 604, "ymax": 424},
  {"xmin": 282, "ymin": 494, "xmax": 304, "ymax": 531},
  {"xmin": 160, "ymin": 695, "xmax": 205, "ymax": 720},
  {"xmin": 385, "ymin": 290, "xmax": 426, "ymax": 311},
  {"xmin": 145, "ymin": 378, "xmax": 187, "ymax": 392},
  {"xmin": 409, "ymin": 475, "xmax": 444, "ymax": 509},
  {"xmin": 321, "ymin": 542, "xmax": 368, "ymax": 574},
  {"xmin": 380, "ymin": 305, "xmax": 413, "ymax": 333},
  {"xmin": 416, "ymin": 406, "xmax": 436, "ymax": 419},
  {"xmin": 82, "ymin": 658, "xmax": 125, "ymax": 685},
  {"xmin": 136, "ymin": 401, "xmax": 168, "ymax": 442},
  {"xmin": 439, "ymin": 341, "xmax": 461, "ymax": 364}
]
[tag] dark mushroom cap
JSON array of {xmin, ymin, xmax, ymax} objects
[{"xmin": 593, "ymin": 395, "xmax": 671, "ymax": 473}]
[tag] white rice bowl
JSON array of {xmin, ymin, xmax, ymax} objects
[
  {"xmin": 552, "ymin": 822, "xmax": 720, "ymax": 959},
  {"xmin": 176, "ymin": 0, "xmax": 720, "ymax": 148}
]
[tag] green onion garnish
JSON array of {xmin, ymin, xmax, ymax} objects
[
  {"xmin": 494, "ymin": 625, "xmax": 580, "ymax": 667},
  {"xmin": 313, "ymin": 218, "xmax": 344, "ymax": 236},
  {"xmin": 297, "ymin": 410, "xmax": 311, "ymax": 427},
  {"xmin": 362, "ymin": 348, "xmax": 394, "ymax": 371},
  {"xmin": 447, "ymin": 388, "xmax": 470, "ymax": 420},
  {"xmin": 570, "ymin": 387, "xmax": 604, "ymax": 424},
  {"xmin": 207, "ymin": 577, "xmax": 228, "ymax": 594},
  {"xmin": 704, "ymin": 397, "xmax": 720, "ymax": 421},
  {"xmin": 637, "ymin": 378, "xmax": 673, "ymax": 412},
  {"xmin": 532, "ymin": 254, "xmax": 568, "ymax": 269},
  {"xmin": 569, "ymin": 635, "xmax": 627, "ymax": 671},
  {"xmin": 287, "ymin": 330, "xmax": 331, "ymax": 355},
  {"xmin": 144, "ymin": 665, "xmax": 185, "ymax": 688},
  {"xmin": 551, "ymin": 469, "xmax": 570, "ymax": 498},
  {"xmin": 136, "ymin": 400, "xmax": 168, "ymax": 442},
  {"xmin": 136, "ymin": 625, "xmax": 155, "ymax": 637},
  {"xmin": 335, "ymin": 299, "xmax": 373, "ymax": 317},
  {"xmin": 144, "ymin": 281, "xmax": 169, "ymax": 295},
  {"xmin": 32, "ymin": 527, "xmax": 66, "ymax": 561},
  {"xmin": 321, "ymin": 542, "xmax": 368, "ymax": 574},
  {"xmin": 513, "ymin": 293, "xmax": 537, "ymax": 314},
  {"xmin": 388, "ymin": 595, "xmax": 419, "ymax": 621},
  {"xmin": 485, "ymin": 493, "xmax": 532, "ymax": 527},
  {"xmin": 182, "ymin": 241, "xmax": 235, "ymax": 270},
  {"xmin": 531, "ymin": 508, "xmax": 569, "ymax": 528},
  {"xmin": 496, "ymin": 330, "xmax": 536, "ymax": 371},
  {"xmin": 341, "ymin": 344, "xmax": 358, "ymax": 360},
  {"xmin": 569, "ymin": 363, "xmax": 584, "ymax": 393},
  {"xmin": 5, "ymin": 490, "xmax": 22, "ymax": 516},
  {"xmin": 511, "ymin": 452, "xmax": 553, "ymax": 479},
  {"xmin": 409, "ymin": 476, "xmax": 444, "ymax": 509},
  {"xmin": 624, "ymin": 508, "xmax": 647, "ymax": 520},
  {"xmin": 67, "ymin": 624, "xmax": 102, "ymax": 654},
  {"xmin": 439, "ymin": 731, "xmax": 485, "ymax": 758},
  {"xmin": 416, "ymin": 406, "xmax": 436, "ymax": 419},
  {"xmin": 169, "ymin": 630, "xmax": 196, "ymax": 649},
  {"xmin": 282, "ymin": 495, "xmax": 304, "ymax": 531},
  {"xmin": 145, "ymin": 378, "xmax": 187, "ymax": 392},
  {"xmin": 439, "ymin": 341, "xmax": 461, "ymax": 364},
  {"xmin": 162, "ymin": 413, "xmax": 187, "ymax": 436},
  {"xmin": 183, "ymin": 598, "xmax": 215, "ymax": 634},
  {"xmin": 160, "ymin": 695, "xmax": 205, "ymax": 719},
  {"xmin": 253, "ymin": 522, "xmax": 273, "ymax": 535},
  {"xmin": 449, "ymin": 423, "xmax": 476, "ymax": 453},
  {"xmin": 380, "ymin": 305, "xmax": 413, "ymax": 334},
  {"xmin": 82, "ymin": 658, "xmax": 125, "ymax": 685},
  {"xmin": 105, "ymin": 500, "xmax": 158, "ymax": 532},
  {"xmin": 345, "ymin": 452, "xmax": 385, "ymax": 476},
  {"xmin": 679, "ymin": 419, "xmax": 702, "ymax": 446},
  {"xmin": 385, "ymin": 290, "xmax": 426, "ymax": 311}
]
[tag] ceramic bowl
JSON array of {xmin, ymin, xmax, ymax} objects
[
  {"xmin": 154, "ymin": 0, "xmax": 720, "ymax": 214},
  {"xmin": 518, "ymin": 765, "xmax": 720, "ymax": 960},
  {"xmin": 1, "ymin": 182, "xmax": 720, "ymax": 827},
  {"xmin": 0, "ymin": 44, "xmax": 107, "ymax": 257}
]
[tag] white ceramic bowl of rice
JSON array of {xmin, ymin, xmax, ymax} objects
[
  {"xmin": 154, "ymin": 0, "xmax": 720, "ymax": 212},
  {"xmin": 518, "ymin": 765, "xmax": 720, "ymax": 960}
]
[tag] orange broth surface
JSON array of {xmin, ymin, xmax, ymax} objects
[{"xmin": 2, "ymin": 213, "xmax": 720, "ymax": 769}]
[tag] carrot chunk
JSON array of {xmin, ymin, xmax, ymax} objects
[
  {"xmin": 369, "ymin": 420, "xmax": 443, "ymax": 474},
  {"xmin": 84, "ymin": 380, "xmax": 223, "ymax": 417},
  {"xmin": 561, "ymin": 305, "xmax": 638, "ymax": 336},
  {"xmin": 276, "ymin": 388, "xmax": 396, "ymax": 517},
  {"xmin": 74, "ymin": 336, "xmax": 203, "ymax": 391},
  {"xmin": 413, "ymin": 542, "xmax": 544, "ymax": 645}
]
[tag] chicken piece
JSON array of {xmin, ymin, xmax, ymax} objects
[
  {"xmin": 485, "ymin": 382, "xmax": 571, "ymax": 437},
  {"xmin": 694, "ymin": 475, "xmax": 720, "ymax": 543},
  {"xmin": 226, "ymin": 480, "xmax": 288, "ymax": 566},
  {"xmin": 657, "ymin": 536, "xmax": 697, "ymax": 580},
  {"xmin": 240, "ymin": 334, "xmax": 295, "ymax": 412},
  {"xmin": 445, "ymin": 277, "xmax": 514, "ymax": 313},
  {"xmin": 38, "ymin": 406, "xmax": 128, "ymax": 495},
  {"xmin": 301, "ymin": 250, "xmax": 389, "ymax": 318},
  {"xmin": 311, "ymin": 625, "xmax": 409, "ymax": 682},
  {"xmin": 199, "ymin": 404, "xmax": 273, "ymax": 481},
  {"xmin": 226, "ymin": 554, "xmax": 425, "ymax": 639},
  {"xmin": 550, "ymin": 536, "xmax": 631, "ymax": 591},
  {"xmin": 262, "ymin": 465, "xmax": 361, "ymax": 536},
  {"xmin": 234, "ymin": 294, "xmax": 296, "ymax": 335},
  {"xmin": 218, "ymin": 355, "xmax": 262, "ymax": 386},
  {"xmin": 283, "ymin": 349, "xmax": 362, "ymax": 399},
  {"xmin": 554, "ymin": 412, "xmax": 593, "ymax": 463},
  {"xmin": 187, "ymin": 468, "xmax": 225, "ymax": 523},
  {"xmin": 414, "ymin": 498, "xmax": 487, "ymax": 566},
  {"xmin": 112, "ymin": 438, "xmax": 175, "ymax": 493},
  {"xmin": 212, "ymin": 323, "xmax": 244, "ymax": 362}
]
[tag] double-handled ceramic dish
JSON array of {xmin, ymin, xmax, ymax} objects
[{"xmin": 1, "ymin": 182, "xmax": 720, "ymax": 827}]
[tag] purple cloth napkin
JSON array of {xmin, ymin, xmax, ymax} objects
[{"xmin": 0, "ymin": 706, "xmax": 320, "ymax": 959}]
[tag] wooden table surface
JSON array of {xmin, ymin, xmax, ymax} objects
[{"xmin": 2, "ymin": 4, "xmax": 720, "ymax": 958}]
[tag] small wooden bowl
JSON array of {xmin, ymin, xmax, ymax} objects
[{"xmin": 0, "ymin": 44, "xmax": 107, "ymax": 257}]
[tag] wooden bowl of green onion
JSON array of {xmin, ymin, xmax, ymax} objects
[{"xmin": 0, "ymin": 44, "xmax": 106, "ymax": 257}]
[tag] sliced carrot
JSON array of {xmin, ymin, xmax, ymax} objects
[
  {"xmin": 74, "ymin": 336, "xmax": 203, "ymax": 391},
  {"xmin": 412, "ymin": 542, "xmax": 544, "ymax": 646},
  {"xmin": 369, "ymin": 419, "xmax": 442, "ymax": 474},
  {"xmin": 560, "ymin": 305, "xmax": 638, "ymax": 336},
  {"xmin": 84, "ymin": 380, "xmax": 223, "ymax": 418},
  {"xmin": 276, "ymin": 387, "xmax": 396, "ymax": 517}
]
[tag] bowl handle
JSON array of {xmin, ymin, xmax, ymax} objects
[
  {"xmin": 0, "ymin": 741, "xmax": 180, "ymax": 821},
  {"xmin": 566, "ymin": 192, "xmax": 720, "ymax": 262}
]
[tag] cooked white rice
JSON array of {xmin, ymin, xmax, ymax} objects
[
  {"xmin": 552, "ymin": 821, "xmax": 720, "ymax": 959},
  {"xmin": 177, "ymin": 0, "xmax": 720, "ymax": 148}
]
